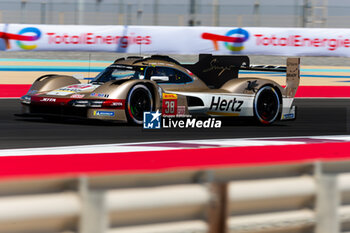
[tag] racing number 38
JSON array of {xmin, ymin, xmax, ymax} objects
[{"xmin": 162, "ymin": 93, "xmax": 178, "ymax": 116}]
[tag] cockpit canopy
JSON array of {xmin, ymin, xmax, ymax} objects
[{"xmin": 91, "ymin": 64, "xmax": 193, "ymax": 84}]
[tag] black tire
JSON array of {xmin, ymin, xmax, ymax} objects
[
  {"xmin": 125, "ymin": 84, "xmax": 153, "ymax": 125},
  {"xmin": 253, "ymin": 86, "xmax": 281, "ymax": 125}
]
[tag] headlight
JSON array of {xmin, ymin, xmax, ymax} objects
[
  {"xmin": 70, "ymin": 100, "xmax": 105, "ymax": 108},
  {"xmin": 20, "ymin": 95, "xmax": 31, "ymax": 104},
  {"xmin": 70, "ymin": 99, "xmax": 124, "ymax": 108},
  {"xmin": 89, "ymin": 100, "xmax": 104, "ymax": 107},
  {"xmin": 71, "ymin": 100, "xmax": 89, "ymax": 107}
]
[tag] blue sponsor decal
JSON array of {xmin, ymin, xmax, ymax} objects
[
  {"xmin": 94, "ymin": 111, "xmax": 115, "ymax": 117},
  {"xmin": 283, "ymin": 113, "xmax": 295, "ymax": 119},
  {"xmin": 143, "ymin": 110, "xmax": 161, "ymax": 129},
  {"xmin": 91, "ymin": 93, "xmax": 109, "ymax": 98}
]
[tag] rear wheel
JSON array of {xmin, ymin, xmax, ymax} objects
[
  {"xmin": 253, "ymin": 86, "xmax": 280, "ymax": 125},
  {"xmin": 125, "ymin": 84, "xmax": 153, "ymax": 124}
]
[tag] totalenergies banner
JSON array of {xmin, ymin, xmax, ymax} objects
[{"xmin": 1, "ymin": 24, "xmax": 350, "ymax": 57}]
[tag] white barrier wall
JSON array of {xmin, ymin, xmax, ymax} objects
[
  {"xmin": 1, "ymin": 24, "xmax": 350, "ymax": 57},
  {"xmin": 2, "ymin": 161, "xmax": 350, "ymax": 233}
]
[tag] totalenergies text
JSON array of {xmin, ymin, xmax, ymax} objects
[
  {"xmin": 254, "ymin": 34, "xmax": 350, "ymax": 51},
  {"xmin": 46, "ymin": 32, "xmax": 151, "ymax": 48}
]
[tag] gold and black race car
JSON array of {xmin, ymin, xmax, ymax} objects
[{"xmin": 19, "ymin": 54, "xmax": 300, "ymax": 125}]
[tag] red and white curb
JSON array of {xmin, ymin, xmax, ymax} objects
[
  {"xmin": 1, "ymin": 135, "xmax": 350, "ymax": 179},
  {"xmin": 1, "ymin": 135, "xmax": 350, "ymax": 157}
]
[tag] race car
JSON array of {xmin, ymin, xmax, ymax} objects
[{"xmin": 18, "ymin": 54, "xmax": 300, "ymax": 125}]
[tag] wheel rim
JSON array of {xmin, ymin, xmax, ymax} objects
[
  {"xmin": 127, "ymin": 85, "xmax": 153, "ymax": 124},
  {"xmin": 254, "ymin": 86, "xmax": 280, "ymax": 124}
]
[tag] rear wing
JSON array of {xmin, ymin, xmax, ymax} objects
[
  {"xmin": 242, "ymin": 58, "xmax": 300, "ymax": 97},
  {"xmin": 183, "ymin": 54, "xmax": 300, "ymax": 96}
]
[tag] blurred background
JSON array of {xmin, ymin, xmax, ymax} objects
[
  {"xmin": 3, "ymin": 0, "xmax": 350, "ymax": 66},
  {"xmin": 0, "ymin": 0, "xmax": 346, "ymax": 28},
  {"xmin": 1, "ymin": 2, "xmax": 350, "ymax": 233}
]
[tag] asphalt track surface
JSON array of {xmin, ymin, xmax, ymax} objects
[{"xmin": 0, "ymin": 98, "xmax": 349, "ymax": 149}]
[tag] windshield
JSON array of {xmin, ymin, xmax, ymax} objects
[{"xmin": 91, "ymin": 66, "xmax": 144, "ymax": 83}]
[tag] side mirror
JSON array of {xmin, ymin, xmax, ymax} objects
[{"xmin": 150, "ymin": 76, "xmax": 169, "ymax": 82}]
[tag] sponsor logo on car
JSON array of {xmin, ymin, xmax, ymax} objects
[
  {"xmin": 209, "ymin": 96, "xmax": 243, "ymax": 112},
  {"xmin": 90, "ymin": 93, "xmax": 110, "ymax": 98},
  {"xmin": 110, "ymin": 102, "xmax": 123, "ymax": 107},
  {"xmin": 40, "ymin": 98, "xmax": 56, "ymax": 102},
  {"xmin": 59, "ymin": 84, "xmax": 96, "ymax": 92},
  {"xmin": 283, "ymin": 113, "xmax": 295, "ymax": 120},
  {"xmin": 67, "ymin": 84, "xmax": 92, "ymax": 89},
  {"xmin": 93, "ymin": 111, "xmax": 115, "ymax": 116},
  {"xmin": 177, "ymin": 106, "xmax": 186, "ymax": 116},
  {"xmin": 162, "ymin": 93, "xmax": 177, "ymax": 116},
  {"xmin": 163, "ymin": 93, "xmax": 177, "ymax": 99},
  {"xmin": 71, "ymin": 94, "xmax": 85, "ymax": 98},
  {"xmin": 47, "ymin": 84, "xmax": 98, "ymax": 96}
]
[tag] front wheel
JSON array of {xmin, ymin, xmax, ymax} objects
[
  {"xmin": 253, "ymin": 86, "xmax": 280, "ymax": 125},
  {"xmin": 125, "ymin": 84, "xmax": 153, "ymax": 125}
]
